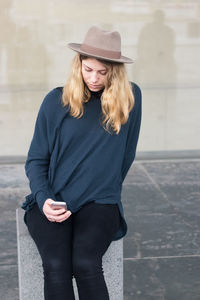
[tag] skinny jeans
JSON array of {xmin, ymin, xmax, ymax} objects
[{"xmin": 24, "ymin": 200, "xmax": 121, "ymax": 300}]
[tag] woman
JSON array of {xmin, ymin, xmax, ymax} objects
[{"xmin": 22, "ymin": 26, "xmax": 142, "ymax": 300}]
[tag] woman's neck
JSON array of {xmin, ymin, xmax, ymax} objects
[{"xmin": 90, "ymin": 88, "xmax": 104, "ymax": 98}]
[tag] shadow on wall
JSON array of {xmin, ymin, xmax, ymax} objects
[
  {"xmin": 0, "ymin": 0, "xmax": 51, "ymax": 107},
  {"xmin": 132, "ymin": 9, "xmax": 177, "ymax": 89},
  {"xmin": 131, "ymin": 10, "xmax": 178, "ymax": 151}
]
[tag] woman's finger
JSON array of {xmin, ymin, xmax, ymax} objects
[
  {"xmin": 45, "ymin": 210, "xmax": 72, "ymax": 223},
  {"xmin": 53, "ymin": 211, "xmax": 72, "ymax": 223},
  {"xmin": 44, "ymin": 203, "xmax": 66, "ymax": 216},
  {"xmin": 45, "ymin": 214, "xmax": 56, "ymax": 222},
  {"xmin": 50, "ymin": 208, "xmax": 67, "ymax": 216}
]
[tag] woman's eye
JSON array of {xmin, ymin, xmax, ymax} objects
[{"xmin": 85, "ymin": 69, "xmax": 91, "ymax": 72}]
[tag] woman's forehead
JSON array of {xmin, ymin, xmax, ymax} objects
[{"xmin": 82, "ymin": 58, "xmax": 107, "ymax": 70}]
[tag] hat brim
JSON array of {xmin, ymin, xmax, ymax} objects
[{"xmin": 68, "ymin": 43, "xmax": 134, "ymax": 64}]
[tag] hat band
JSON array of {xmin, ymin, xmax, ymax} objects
[{"xmin": 80, "ymin": 44, "xmax": 121, "ymax": 59}]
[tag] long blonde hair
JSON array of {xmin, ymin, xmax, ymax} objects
[{"xmin": 62, "ymin": 53, "xmax": 134, "ymax": 134}]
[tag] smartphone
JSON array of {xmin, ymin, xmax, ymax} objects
[{"xmin": 50, "ymin": 201, "xmax": 67, "ymax": 210}]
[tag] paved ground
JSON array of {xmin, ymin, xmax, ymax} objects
[{"xmin": 0, "ymin": 153, "xmax": 200, "ymax": 299}]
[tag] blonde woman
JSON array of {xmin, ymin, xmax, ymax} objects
[{"xmin": 22, "ymin": 26, "xmax": 142, "ymax": 300}]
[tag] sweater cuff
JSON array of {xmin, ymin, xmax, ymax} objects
[{"xmin": 36, "ymin": 191, "xmax": 52, "ymax": 214}]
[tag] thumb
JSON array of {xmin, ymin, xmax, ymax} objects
[{"xmin": 45, "ymin": 198, "xmax": 55, "ymax": 205}]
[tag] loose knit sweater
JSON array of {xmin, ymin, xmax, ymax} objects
[{"xmin": 22, "ymin": 82, "xmax": 142, "ymax": 241}]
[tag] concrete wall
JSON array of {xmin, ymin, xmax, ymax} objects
[{"xmin": 0, "ymin": 0, "xmax": 200, "ymax": 155}]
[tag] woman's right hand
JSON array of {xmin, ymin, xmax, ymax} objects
[{"xmin": 43, "ymin": 198, "xmax": 72, "ymax": 223}]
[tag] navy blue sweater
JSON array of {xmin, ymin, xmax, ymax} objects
[{"xmin": 22, "ymin": 82, "xmax": 142, "ymax": 241}]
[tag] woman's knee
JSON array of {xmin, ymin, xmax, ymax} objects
[
  {"xmin": 43, "ymin": 256, "xmax": 63, "ymax": 272},
  {"xmin": 42, "ymin": 254, "xmax": 72, "ymax": 275},
  {"xmin": 72, "ymin": 255, "xmax": 102, "ymax": 278},
  {"xmin": 42, "ymin": 258, "xmax": 73, "ymax": 285}
]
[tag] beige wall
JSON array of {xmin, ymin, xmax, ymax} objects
[{"xmin": 0, "ymin": 0, "xmax": 200, "ymax": 156}]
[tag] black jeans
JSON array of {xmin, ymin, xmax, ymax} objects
[{"xmin": 25, "ymin": 201, "xmax": 121, "ymax": 300}]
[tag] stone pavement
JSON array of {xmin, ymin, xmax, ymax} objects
[{"xmin": 0, "ymin": 152, "xmax": 200, "ymax": 300}]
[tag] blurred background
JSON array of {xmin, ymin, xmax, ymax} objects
[{"xmin": 0, "ymin": 0, "xmax": 200, "ymax": 157}]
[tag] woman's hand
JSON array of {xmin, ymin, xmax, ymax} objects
[{"xmin": 43, "ymin": 198, "xmax": 72, "ymax": 223}]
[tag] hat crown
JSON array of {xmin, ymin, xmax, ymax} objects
[
  {"xmin": 82, "ymin": 26, "xmax": 121, "ymax": 52},
  {"xmin": 67, "ymin": 25, "xmax": 133, "ymax": 64}
]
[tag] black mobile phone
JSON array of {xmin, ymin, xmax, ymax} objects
[{"xmin": 50, "ymin": 201, "xmax": 67, "ymax": 210}]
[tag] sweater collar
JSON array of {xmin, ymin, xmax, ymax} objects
[{"xmin": 90, "ymin": 88, "xmax": 104, "ymax": 99}]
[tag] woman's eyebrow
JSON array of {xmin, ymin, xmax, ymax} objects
[{"xmin": 83, "ymin": 63, "xmax": 107, "ymax": 72}]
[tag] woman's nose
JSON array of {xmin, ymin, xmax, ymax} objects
[{"xmin": 90, "ymin": 72, "xmax": 98, "ymax": 83}]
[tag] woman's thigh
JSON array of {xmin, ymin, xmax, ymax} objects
[
  {"xmin": 72, "ymin": 201, "xmax": 121, "ymax": 269},
  {"xmin": 25, "ymin": 203, "xmax": 73, "ymax": 271}
]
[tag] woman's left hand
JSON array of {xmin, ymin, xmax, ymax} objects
[{"xmin": 43, "ymin": 198, "xmax": 72, "ymax": 223}]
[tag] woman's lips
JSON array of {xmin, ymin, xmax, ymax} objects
[{"xmin": 88, "ymin": 84, "xmax": 101, "ymax": 88}]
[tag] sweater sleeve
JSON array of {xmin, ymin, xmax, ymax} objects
[
  {"xmin": 24, "ymin": 94, "xmax": 56, "ymax": 213},
  {"xmin": 121, "ymin": 83, "xmax": 142, "ymax": 183}
]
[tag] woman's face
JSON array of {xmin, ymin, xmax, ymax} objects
[{"xmin": 81, "ymin": 58, "xmax": 108, "ymax": 92}]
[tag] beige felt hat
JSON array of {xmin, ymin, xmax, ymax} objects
[{"xmin": 68, "ymin": 26, "xmax": 134, "ymax": 64}]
